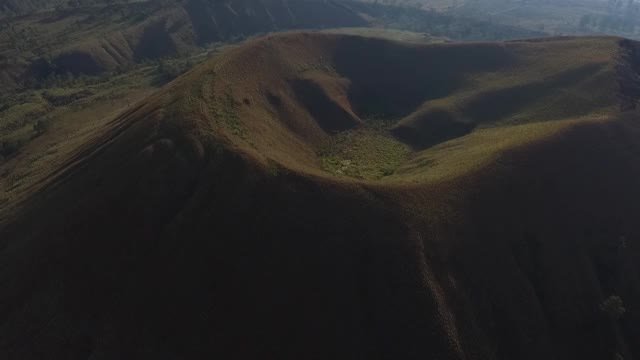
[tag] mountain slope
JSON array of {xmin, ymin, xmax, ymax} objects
[
  {"xmin": 0, "ymin": 0, "xmax": 368, "ymax": 94},
  {"xmin": 0, "ymin": 0, "xmax": 544, "ymax": 95},
  {"xmin": 1, "ymin": 33, "xmax": 640, "ymax": 359}
]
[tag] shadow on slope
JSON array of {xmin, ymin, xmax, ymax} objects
[
  {"xmin": 0, "ymin": 101, "xmax": 457, "ymax": 358},
  {"xmin": 333, "ymin": 38, "xmax": 515, "ymax": 118}
]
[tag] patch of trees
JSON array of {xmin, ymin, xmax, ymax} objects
[
  {"xmin": 24, "ymin": 55, "xmax": 114, "ymax": 89},
  {"xmin": 6, "ymin": 25, "xmax": 43, "ymax": 52},
  {"xmin": 41, "ymin": 89, "xmax": 92, "ymax": 106},
  {"xmin": 155, "ymin": 58, "xmax": 195, "ymax": 83}
]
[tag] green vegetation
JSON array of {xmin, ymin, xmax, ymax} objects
[
  {"xmin": 319, "ymin": 119, "xmax": 410, "ymax": 180},
  {"xmin": 218, "ymin": 89, "xmax": 244, "ymax": 137},
  {"xmin": 393, "ymin": 118, "xmax": 582, "ymax": 184},
  {"xmin": 165, "ymin": 68, "xmax": 246, "ymax": 138},
  {"xmin": 0, "ymin": 62, "xmax": 166, "ymax": 160},
  {"xmin": 155, "ymin": 58, "xmax": 194, "ymax": 82},
  {"xmin": 32, "ymin": 117, "xmax": 52, "ymax": 137},
  {"xmin": 0, "ymin": 32, "xmax": 210, "ymax": 160}
]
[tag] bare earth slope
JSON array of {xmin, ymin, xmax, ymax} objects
[{"xmin": 1, "ymin": 33, "xmax": 640, "ymax": 359}]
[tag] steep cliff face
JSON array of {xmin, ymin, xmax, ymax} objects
[{"xmin": 1, "ymin": 33, "xmax": 639, "ymax": 359}]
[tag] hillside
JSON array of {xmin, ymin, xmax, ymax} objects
[
  {"xmin": 1, "ymin": 33, "xmax": 640, "ymax": 359},
  {"xmin": 0, "ymin": 0, "xmax": 542, "ymax": 95},
  {"xmin": 0, "ymin": 0, "xmax": 366, "ymax": 89},
  {"xmin": 0, "ymin": 0, "xmax": 542, "ymax": 161}
]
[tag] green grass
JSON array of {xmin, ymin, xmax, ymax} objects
[
  {"xmin": 393, "ymin": 36, "xmax": 618, "ymax": 140},
  {"xmin": 392, "ymin": 116, "xmax": 606, "ymax": 184},
  {"xmin": 317, "ymin": 115, "xmax": 603, "ymax": 184},
  {"xmin": 218, "ymin": 89, "xmax": 245, "ymax": 137}
]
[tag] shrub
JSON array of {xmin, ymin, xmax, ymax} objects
[
  {"xmin": 156, "ymin": 60, "xmax": 183, "ymax": 81},
  {"xmin": 32, "ymin": 118, "xmax": 52, "ymax": 136},
  {"xmin": 601, "ymin": 295, "xmax": 626, "ymax": 320}
]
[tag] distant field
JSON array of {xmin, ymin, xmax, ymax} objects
[{"xmin": 357, "ymin": 0, "xmax": 640, "ymax": 38}]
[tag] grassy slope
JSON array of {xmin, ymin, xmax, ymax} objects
[
  {"xmin": 1, "ymin": 33, "xmax": 640, "ymax": 359},
  {"xmin": 404, "ymin": 37, "xmax": 618, "ymax": 126},
  {"xmin": 0, "ymin": 43, "xmax": 229, "ymax": 207},
  {"xmin": 0, "ymin": 82, "xmax": 156, "ymax": 206}
]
